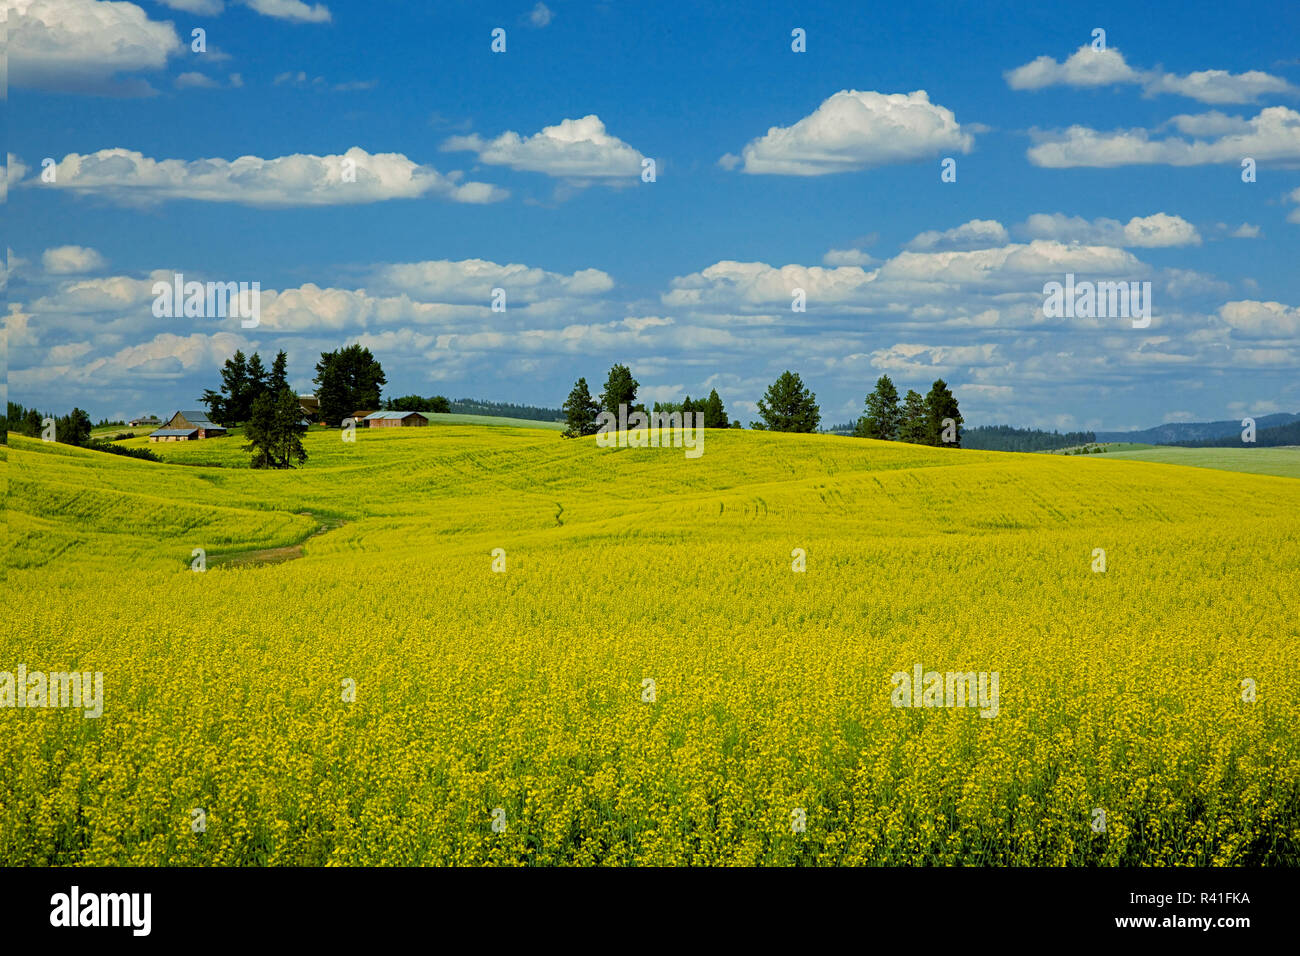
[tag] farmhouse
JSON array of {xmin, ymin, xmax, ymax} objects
[
  {"xmin": 128, "ymin": 416, "xmax": 160, "ymax": 427},
  {"xmin": 350, "ymin": 410, "xmax": 377, "ymax": 425},
  {"xmin": 298, "ymin": 395, "xmax": 320, "ymax": 420},
  {"xmin": 149, "ymin": 410, "xmax": 228, "ymax": 442},
  {"xmin": 364, "ymin": 411, "xmax": 427, "ymax": 428}
]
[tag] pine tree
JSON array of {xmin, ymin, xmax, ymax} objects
[
  {"xmin": 561, "ymin": 378, "xmax": 601, "ymax": 438},
  {"xmin": 925, "ymin": 378, "xmax": 963, "ymax": 447},
  {"xmin": 313, "ymin": 345, "xmax": 387, "ymax": 426},
  {"xmin": 269, "ymin": 350, "xmax": 289, "ymax": 394},
  {"xmin": 756, "ymin": 371, "xmax": 820, "ymax": 433},
  {"xmin": 701, "ymin": 389, "xmax": 728, "ymax": 428},
  {"xmin": 857, "ymin": 375, "xmax": 901, "ymax": 440},
  {"xmin": 244, "ymin": 387, "xmax": 308, "ymax": 468},
  {"xmin": 897, "ymin": 389, "xmax": 930, "ymax": 444},
  {"xmin": 598, "ymin": 364, "xmax": 639, "ymax": 418}
]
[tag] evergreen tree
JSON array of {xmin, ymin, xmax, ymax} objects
[
  {"xmin": 756, "ymin": 370, "xmax": 820, "ymax": 433},
  {"xmin": 244, "ymin": 387, "xmax": 308, "ymax": 469},
  {"xmin": 313, "ymin": 344, "xmax": 387, "ymax": 426},
  {"xmin": 245, "ymin": 352, "xmax": 269, "ymax": 409},
  {"xmin": 856, "ymin": 375, "xmax": 901, "ymax": 440},
  {"xmin": 925, "ymin": 378, "xmax": 963, "ymax": 447},
  {"xmin": 268, "ymin": 350, "xmax": 289, "ymax": 394},
  {"xmin": 897, "ymin": 390, "xmax": 929, "ymax": 444},
  {"xmin": 201, "ymin": 350, "xmax": 251, "ymax": 424},
  {"xmin": 562, "ymin": 378, "xmax": 601, "ymax": 438},
  {"xmin": 598, "ymin": 363, "xmax": 639, "ymax": 417},
  {"xmin": 701, "ymin": 389, "xmax": 729, "ymax": 428}
]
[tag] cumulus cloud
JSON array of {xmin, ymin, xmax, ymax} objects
[
  {"xmin": 1017, "ymin": 212, "xmax": 1201, "ymax": 247},
  {"xmin": 1006, "ymin": 46, "xmax": 1142, "ymax": 90},
  {"xmin": 870, "ymin": 342, "xmax": 1001, "ymax": 373},
  {"xmin": 1027, "ymin": 106, "xmax": 1300, "ymax": 167},
  {"xmin": 1219, "ymin": 300, "xmax": 1300, "ymax": 338},
  {"xmin": 442, "ymin": 115, "xmax": 646, "ymax": 181},
  {"xmin": 664, "ymin": 240, "xmax": 1146, "ymax": 320},
  {"xmin": 369, "ymin": 259, "xmax": 615, "ymax": 304},
  {"xmin": 822, "ymin": 248, "xmax": 878, "ymax": 267},
  {"xmin": 1287, "ymin": 186, "xmax": 1300, "ymax": 224},
  {"xmin": 905, "ymin": 219, "xmax": 1009, "ymax": 251},
  {"xmin": 1161, "ymin": 111, "xmax": 1256, "ymax": 136},
  {"xmin": 41, "ymin": 245, "xmax": 108, "ymax": 275},
  {"xmin": 8, "ymin": 0, "xmax": 184, "ymax": 95},
  {"xmin": 1006, "ymin": 45, "xmax": 1297, "ymax": 104},
  {"xmin": 726, "ymin": 89, "xmax": 973, "ymax": 175},
  {"xmin": 32, "ymin": 147, "xmax": 508, "ymax": 207}
]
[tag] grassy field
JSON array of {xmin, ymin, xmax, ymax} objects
[
  {"xmin": 1091, "ymin": 445, "xmax": 1300, "ymax": 479},
  {"xmin": 1048, "ymin": 442, "xmax": 1156, "ymax": 455},
  {"xmin": 4, "ymin": 427, "xmax": 1299, "ymax": 865}
]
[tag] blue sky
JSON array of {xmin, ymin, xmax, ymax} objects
[{"xmin": 6, "ymin": 0, "xmax": 1300, "ymax": 429}]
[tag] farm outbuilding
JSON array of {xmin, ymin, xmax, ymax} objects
[
  {"xmin": 149, "ymin": 410, "xmax": 227, "ymax": 441},
  {"xmin": 363, "ymin": 411, "xmax": 427, "ymax": 428}
]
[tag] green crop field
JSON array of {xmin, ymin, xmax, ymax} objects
[
  {"xmin": 4, "ymin": 427, "xmax": 1299, "ymax": 865},
  {"xmin": 1093, "ymin": 445, "xmax": 1300, "ymax": 479}
]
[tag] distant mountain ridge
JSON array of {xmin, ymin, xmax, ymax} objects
[{"xmin": 1095, "ymin": 412, "xmax": 1300, "ymax": 444}]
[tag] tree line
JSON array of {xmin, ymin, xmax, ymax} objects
[
  {"xmin": 3, "ymin": 402, "xmax": 160, "ymax": 460},
  {"xmin": 559, "ymin": 368, "xmax": 963, "ymax": 448},
  {"xmin": 561, "ymin": 364, "xmax": 735, "ymax": 438},
  {"xmin": 962, "ymin": 424, "xmax": 1097, "ymax": 453},
  {"xmin": 855, "ymin": 375, "xmax": 963, "ymax": 446}
]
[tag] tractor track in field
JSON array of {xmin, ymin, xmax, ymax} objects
[{"xmin": 208, "ymin": 512, "xmax": 345, "ymax": 569}]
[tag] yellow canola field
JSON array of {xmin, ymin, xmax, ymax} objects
[{"xmin": 3, "ymin": 427, "xmax": 1298, "ymax": 865}]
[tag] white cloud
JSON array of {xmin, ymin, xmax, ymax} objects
[
  {"xmin": 528, "ymin": 3, "xmax": 553, "ymax": 27},
  {"xmin": 442, "ymin": 115, "xmax": 646, "ymax": 181},
  {"xmin": 33, "ymin": 147, "xmax": 508, "ymax": 207},
  {"xmin": 822, "ymin": 248, "xmax": 878, "ymax": 267},
  {"xmin": 8, "ymin": 0, "xmax": 183, "ymax": 95},
  {"xmin": 1162, "ymin": 111, "xmax": 1256, "ymax": 136},
  {"xmin": 1144, "ymin": 69, "xmax": 1296, "ymax": 105},
  {"xmin": 1287, "ymin": 186, "xmax": 1300, "ymax": 224},
  {"xmin": 41, "ymin": 245, "xmax": 108, "ymax": 275},
  {"xmin": 727, "ymin": 89, "xmax": 973, "ymax": 175},
  {"xmin": 1219, "ymin": 300, "xmax": 1300, "ymax": 338},
  {"xmin": 905, "ymin": 219, "xmax": 1009, "ymax": 251},
  {"xmin": 664, "ymin": 241, "xmax": 1146, "ymax": 320},
  {"xmin": 175, "ymin": 72, "xmax": 220, "ymax": 90},
  {"xmin": 1006, "ymin": 46, "xmax": 1142, "ymax": 90},
  {"xmin": 870, "ymin": 343, "xmax": 1001, "ymax": 374},
  {"xmin": 1018, "ymin": 212, "xmax": 1201, "ymax": 247},
  {"xmin": 1006, "ymin": 45, "xmax": 1297, "ymax": 104},
  {"xmin": 241, "ymin": 0, "xmax": 331, "ymax": 23},
  {"xmin": 156, "ymin": 1, "xmax": 224, "ymax": 13},
  {"xmin": 1027, "ymin": 106, "xmax": 1300, "ymax": 167},
  {"xmin": 371, "ymin": 259, "xmax": 615, "ymax": 304},
  {"xmin": 4, "ymin": 154, "xmax": 30, "ymax": 203}
]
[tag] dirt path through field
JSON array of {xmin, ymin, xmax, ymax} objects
[{"xmin": 210, "ymin": 513, "xmax": 345, "ymax": 569}]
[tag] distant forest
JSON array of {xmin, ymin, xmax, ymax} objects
[
  {"xmin": 1178, "ymin": 419, "xmax": 1300, "ymax": 448},
  {"xmin": 447, "ymin": 398, "xmax": 563, "ymax": 421},
  {"xmin": 961, "ymin": 425, "xmax": 1096, "ymax": 452}
]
